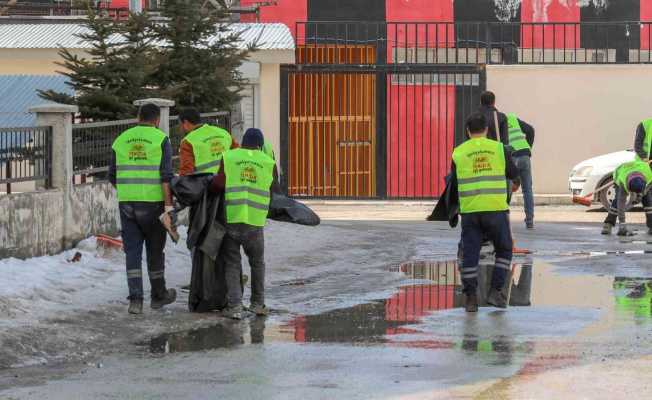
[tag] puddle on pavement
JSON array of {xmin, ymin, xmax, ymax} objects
[{"xmin": 139, "ymin": 260, "xmax": 652, "ymax": 356}]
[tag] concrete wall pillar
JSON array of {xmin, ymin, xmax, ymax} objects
[
  {"xmin": 133, "ymin": 98, "xmax": 175, "ymax": 135},
  {"xmin": 28, "ymin": 103, "xmax": 79, "ymax": 247},
  {"xmin": 259, "ymin": 63, "xmax": 281, "ymax": 164}
]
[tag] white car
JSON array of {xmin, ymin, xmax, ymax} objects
[{"xmin": 569, "ymin": 150, "xmax": 637, "ymax": 209}]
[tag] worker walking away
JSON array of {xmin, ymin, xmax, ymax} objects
[
  {"xmin": 178, "ymin": 108, "xmax": 239, "ymax": 176},
  {"xmin": 506, "ymin": 113, "xmax": 536, "ymax": 229},
  {"xmin": 452, "ymin": 113, "xmax": 520, "ymax": 312},
  {"xmin": 209, "ymin": 128, "xmax": 278, "ymax": 319},
  {"xmin": 601, "ymin": 159, "xmax": 652, "ymax": 236},
  {"xmin": 477, "ymin": 91, "xmax": 509, "ymax": 145},
  {"xmin": 109, "ymin": 103, "xmax": 177, "ymax": 314}
]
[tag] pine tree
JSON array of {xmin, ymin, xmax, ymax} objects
[
  {"xmin": 151, "ymin": 0, "xmax": 250, "ymax": 112},
  {"xmin": 39, "ymin": 7, "xmax": 156, "ymax": 120}
]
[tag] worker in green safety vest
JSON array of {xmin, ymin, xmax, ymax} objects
[
  {"xmin": 452, "ymin": 113, "xmax": 520, "ymax": 312},
  {"xmin": 208, "ymin": 128, "xmax": 278, "ymax": 320},
  {"xmin": 178, "ymin": 107, "xmax": 239, "ymax": 176},
  {"xmin": 506, "ymin": 113, "xmax": 536, "ymax": 229},
  {"xmin": 108, "ymin": 103, "xmax": 177, "ymax": 315},
  {"xmin": 601, "ymin": 160, "xmax": 652, "ymax": 236}
]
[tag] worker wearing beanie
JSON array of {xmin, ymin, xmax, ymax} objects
[
  {"xmin": 602, "ymin": 159, "xmax": 652, "ymax": 236},
  {"xmin": 209, "ymin": 128, "xmax": 278, "ymax": 320}
]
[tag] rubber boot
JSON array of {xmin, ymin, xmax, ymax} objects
[
  {"xmin": 128, "ymin": 299, "xmax": 143, "ymax": 314},
  {"xmin": 601, "ymin": 223, "xmax": 614, "ymax": 235},
  {"xmin": 465, "ymin": 293, "xmax": 478, "ymax": 313},
  {"xmin": 487, "ymin": 288, "xmax": 507, "ymax": 309},
  {"xmin": 151, "ymin": 288, "xmax": 177, "ymax": 310}
]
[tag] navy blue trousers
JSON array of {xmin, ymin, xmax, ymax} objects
[
  {"xmin": 119, "ymin": 202, "xmax": 167, "ymax": 300},
  {"xmin": 459, "ymin": 211, "xmax": 513, "ymax": 294}
]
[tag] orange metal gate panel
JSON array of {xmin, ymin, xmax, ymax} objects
[{"xmin": 288, "ymin": 72, "xmax": 376, "ymax": 197}]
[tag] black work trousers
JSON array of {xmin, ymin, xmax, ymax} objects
[{"xmin": 119, "ymin": 202, "xmax": 167, "ymax": 300}]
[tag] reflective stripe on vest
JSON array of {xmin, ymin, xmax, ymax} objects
[
  {"xmin": 223, "ymin": 148, "xmax": 275, "ymax": 227},
  {"xmin": 613, "ymin": 160, "xmax": 652, "ymax": 193},
  {"xmin": 112, "ymin": 126, "xmax": 166, "ymax": 202},
  {"xmin": 506, "ymin": 113, "xmax": 531, "ymax": 153},
  {"xmin": 452, "ymin": 137, "xmax": 508, "ymax": 214},
  {"xmin": 183, "ymin": 124, "xmax": 233, "ymax": 174},
  {"xmin": 642, "ymin": 118, "xmax": 652, "ymax": 159}
]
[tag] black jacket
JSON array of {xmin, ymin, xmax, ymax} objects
[
  {"xmin": 478, "ymin": 105, "xmax": 509, "ymax": 145},
  {"xmin": 635, "ymin": 122, "xmax": 649, "ymax": 160},
  {"xmin": 512, "ymin": 118, "xmax": 535, "ymax": 158}
]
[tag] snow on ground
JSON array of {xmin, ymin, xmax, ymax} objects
[{"xmin": 0, "ymin": 219, "xmax": 423, "ymax": 370}]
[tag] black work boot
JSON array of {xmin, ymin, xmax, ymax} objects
[
  {"xmin": 487, "ymin": 288, "xmax": 507, "ymax": 309},
  {"xmin": 601, "ymin": 223, "xmax": 614, "ymax": 235},
  {"xmin": 128, "ymin": 298, "xmax": 143, "ymax": 314},
  {"xmin": 465, "ymin": 293, "xmax": 478, "ymax": 313},
  {"xmin": 151, "ymin": 288, "xmax": 177, "ymax": 310}
]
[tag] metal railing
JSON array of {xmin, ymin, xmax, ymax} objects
[
  {"xmin": 296, "ymin": 21, "xmax": 652, "ymax": 65},
  {"xmin": 72, "ymin": 118, "xmax": 138, "ymax": 181},
  {"xmin": 71, "ymin": 112, "xmax": 232, "ymax": 182},
  {"xmin": 0, "ymin": 126, "xmax": 52, "ymax": 194}
]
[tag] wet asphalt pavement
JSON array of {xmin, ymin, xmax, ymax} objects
[{"xmin": 3, "ymin": 214, "xmax": 652, "ymax": 399}]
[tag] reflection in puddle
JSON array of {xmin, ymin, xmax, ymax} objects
[
  {"xmin": 143, "ymin": 319, "xmax": 267, "ymax": 354},
  {"xmin": 140, "ymin": 261, "xmax": 652, "ymax": 361},
  {"xmin": 614, "ymin": 277, "xmax": 652, "ymax": 322}
]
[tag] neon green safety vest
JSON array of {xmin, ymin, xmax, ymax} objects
[
  {"xmin": 452, "ymin": 137, "xmax": 508, "ymax": 214},
  {"xmin": 223, "ymin": 148, "xmax": 275, "ymax": 227},
  {"xmin": 262, "ymin": 141, "xmax": 276, "ymax": 161},
  {"xmin": 642, "ymin": 118, "xmax": 652, "ymax": 159},
  {"xmin": 182, "ymin": 124, "xmax": 233, "ymax": 173},
  {"xmin": 112, "ymin": 125, "xmax": 166, "ymax": 202},
  {"xmin": 506, "ymin": 113, "xmax": 531, "ymax": 153},
  {"xmin": 613, "ymin": 160, "xmax": 652, "ymax": 193}
]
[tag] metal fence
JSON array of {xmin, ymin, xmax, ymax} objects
[
  {"xmin": 296, "ymin": 21, "xmax": 652, "ymax": 65},
  {"xmin": 0, "ymin": 126, "xmax": 52, "ymax": 194},
  {"xmin": 72, "ymin": 112, "xmax": 231, "ymax": 183},
  {"xmin": 72, "ymin": 118, "xmax": 138, "ymax": 182}
]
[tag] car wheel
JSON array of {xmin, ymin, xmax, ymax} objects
[{"xmin": 597, "ymin": 178, "xmax": 636, "ymax": 211}]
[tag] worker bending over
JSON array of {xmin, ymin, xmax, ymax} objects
[
  {"xmin": 452, "ymin": 113, "xmax": 520, "ymax": 312},
  {"xmin": 601, "ymin": 160, "xmax": 652, "ymax": 236},
  {"xmin": 109, "ymin": 104, "xmax": 177, "ymax": 314},
  {"xmin": 178, "ymin": 108, "xmax": 239, "ymax": 176},
  {"xmin": 209, "ymin": 128, "xmax": 278, "ymax": 320}
]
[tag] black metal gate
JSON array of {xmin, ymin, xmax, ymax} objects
[{"xmin": 280, "ymin": 63, "xmax": 486, "ymax": 199}]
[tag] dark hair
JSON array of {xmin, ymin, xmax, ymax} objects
[
  {"xmin": 466, "ymin": 112, "xmax": 488, "ymax": 134},
  {"xmin": 480, "ymin": 91, "xmax": 496, "ymax": 106},
  {"xmin": 138, "ymin": 103, "xmax": 161, "ymax": 123},
  {"xmin": 179, "ymin": 108, "xmax": 201, "ymax": 125},
  {"xmin": 242, "ymin": 128, "xmax": 265, "ymax": 149}
]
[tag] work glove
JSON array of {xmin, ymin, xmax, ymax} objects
[
  {"xmin": 617, "ymin": 224, "xmax": 635, "ymax": 237},
  {"xmin": 159, "ymin": 207, "xmax": 180, "ymax": 244}
]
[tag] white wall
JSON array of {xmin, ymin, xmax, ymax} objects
[{"xmin": 488, "ymin": 65, "xmax": 650, "ymax": 193}]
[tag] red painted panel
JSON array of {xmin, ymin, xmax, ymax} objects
[
  {"xmin": 110, "ymin": 0, "xmax": 129, "ymax": 8},
  {"xmin": 521, "ymin": 0, "xmax": 580, "ymax": 49},
  {"xmin": 642, "ymin": 0, "xmax": 652, "ymax": 50},
  {"xmin": 387, "ymin": 82, "xmax": 455, "ymax": 198},
  {"xmin": 240, "ymin": 0, "xmax": 307, "ymax": 40},
  {"xmin": 386, "ymin": 0, "xmax": 455, "ymax": 60}
]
